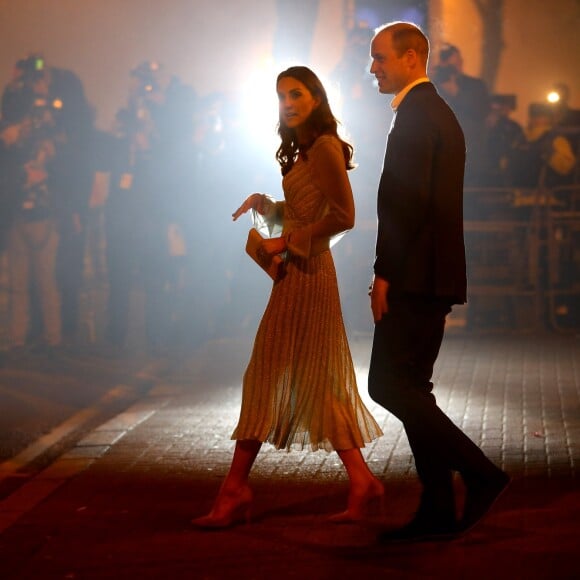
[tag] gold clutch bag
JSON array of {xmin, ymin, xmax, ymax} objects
[{"xmin": 245, "ymin": 228, "xmax": 285, "ymax": 281}]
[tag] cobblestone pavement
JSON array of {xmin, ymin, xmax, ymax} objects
[{"xmin": 0, "ymin": 332, "xmax": 579, "ymax": 579}]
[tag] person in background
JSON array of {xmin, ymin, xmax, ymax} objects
[
  {"xmin": 102, "ymin": 62, "xmax": 196, "ymax": 356},
  {"xmin": 481, "ymin": 94, "xmax": 526, "ymax": 188},
  {"xmin": 0, "ymin": 124, "xmax": 22, "ymax": 252},
  {"xmin": 1, "ymin": 54, "xmax": 94, "ymax": 350},
  {"xmin": 0, "ymin": 65, "xmax": 62, "ymax": 356},
  {"xmin": 367, "ymin": 21, "xmax": 509, "ymax": 542},
  {"xmin": 549, "ymin": 83, "xmax": 580, "ymax": 182},
  {"xmin": 550, "ymin": 82, "xmax": 580, "ymax": 130},
  {"xmin": 433, "ymin": 43, "xmax": 489, "ymax": 187},
  {"xmin": 512, "ymin": 102, "xmax": 576, "ymax": 190},
  {"xmin": 192, "ymin": 66, "xmax": 383, "ymax": 529}
]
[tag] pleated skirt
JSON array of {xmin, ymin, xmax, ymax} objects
[{"xmin": 232, "ymin": 250, "xmax": 383, "ymax": 451}]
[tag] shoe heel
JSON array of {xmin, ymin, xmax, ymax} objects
[{"xmin": 191, "ymin": 485, "xmax": 253, "ymax": 530}]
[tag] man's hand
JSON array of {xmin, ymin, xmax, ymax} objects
[{"xmin": 370, "ymin": 275, "xmax": 389, "ymax": 322}]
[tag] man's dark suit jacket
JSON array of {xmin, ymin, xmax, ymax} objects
[{"xmin": 374, "ymin": 81, "xmax": 467, "ymax": 305}]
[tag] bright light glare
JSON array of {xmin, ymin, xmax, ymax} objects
[
  {"xmin": 547, "ymin": 91, "xmax": 561, "ymax": 104},
  {"xmin": 240, "ymin": 57, "xmax": 279, "ymax": 153},
  {"xmin": 240, "ymin": 59, "xmax": 346, "ymax": 152}
]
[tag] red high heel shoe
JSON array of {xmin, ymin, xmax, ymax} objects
[
  {"xmin": 191, "ymin": 485, "xmax": 253, "ymax": 530},
  {"xmin": 328, "ymin": 478, "xmax": 385, "ymax": 523}
]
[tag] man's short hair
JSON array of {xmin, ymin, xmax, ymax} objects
[{"xmin": 376, "ymin": 21, "xmax": 429, "ymax": 62}]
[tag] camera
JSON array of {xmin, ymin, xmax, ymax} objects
[
  {"xmin": 1, "ymin": 55, "xmax": 52, "ymax": 125},
  {"xmin": 130, "ymin": 61, "xmax": 162, "ymax": 98},
  {"xmin": 15, "ymin": 55, "xmax": 46, "ymax": 84},
  {"xmin": 1, "ymin": 53, "xmax": 66, "ymax": 136}
]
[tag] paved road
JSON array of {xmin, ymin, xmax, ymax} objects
[
  {"xmin": 0, "ymin": 347, "xmax": 172, "ymax": 494},
  {"xmin": 0, "ymin": 332, "xmax": 578, "ymax": 579}
]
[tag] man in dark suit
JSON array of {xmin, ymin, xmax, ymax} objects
[{"xmin": 367, "ymin": 21, "xmax": 509, "ymax": 542}]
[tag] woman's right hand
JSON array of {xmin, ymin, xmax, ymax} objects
[{"xmin": 232, "ymin": 193, "xmax": 268, "ymax": 221}]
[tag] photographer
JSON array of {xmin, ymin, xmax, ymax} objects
[
  {"xmin": 1, "ymin": 60, "xmax": 62, "ymax": 354},
  {"xmin": 512, "ymin": 103, "xmax": 576, "ymax": 189},
  {"xmin": 1, "ymin": 54, "xmax": 94, "ymax": 353},
  {"xmin": 432, "ymin": 44, "xmax": 490, "ymax": 186},
  {"xmin": 102, "ymin": 62, "xmax": 196, "ymax": 356},
  {"xmin": 0, "ymin": 123, "xmax": 24, "ymax": 251},
  {"xmin": 481, "ymin": 94, "xmax": 526, "ymax": 187}
]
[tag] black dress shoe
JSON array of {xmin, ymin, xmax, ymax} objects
[
  {"xmin": 460, "ymin": 470, "xmax": 510, "ymax": 533},
  {"xmin": 378, "ymin": 517, "xmax": 459, "ymax": 543}
]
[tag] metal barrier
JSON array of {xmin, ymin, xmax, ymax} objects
[
  {"xmin": 464, "ymin": 187, "xmax": 541, "ymax": 330},
  {"xmin": 464, "ymin": 184, "xmax": 580, "ymax": 332},
  {"xmin": 544, "ymin": 184, "xmax": 580, "ymax": 331}
]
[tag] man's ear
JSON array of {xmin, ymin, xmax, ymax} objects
[{"xmin": 406, "ymin": 48, "xmax": 418, "ymax": 67}]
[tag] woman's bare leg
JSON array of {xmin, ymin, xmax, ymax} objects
[{"xmin": 222, "ymin": 439, "xmax": 262, "ymax": 490}]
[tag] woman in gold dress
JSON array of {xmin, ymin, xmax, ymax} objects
[{"xmin": 192, "ymin": 66, "xmax": 383, "ymax": 528}]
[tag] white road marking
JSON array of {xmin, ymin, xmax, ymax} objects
[
  {"xmin": 0, "ymin": 384, "xmax": 135, "ymax": 483},
  {"xmin": 0, "ymin": 393, "xmax": 168, "ymax": 535}
]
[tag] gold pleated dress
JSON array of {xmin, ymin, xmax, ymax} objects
[{"xmin": 232, "ymin": 135, "xmax": 382, "ymax": 451}]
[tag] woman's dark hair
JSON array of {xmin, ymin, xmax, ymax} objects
[{"xmin": 275, "ymin": 66, "xmax": 354, "ymax": 176}]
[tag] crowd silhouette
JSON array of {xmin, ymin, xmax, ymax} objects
[{"xmin": 0, "ymin": 40, "xmax": 579, "ymax": 361}]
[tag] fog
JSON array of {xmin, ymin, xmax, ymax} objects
[
  {"xmin": 0, "ymin": 1, "xmax": 411, "ymax": 349},
  {"xmin": 1, "ymin": 1, "xmax": 578, "ymax": 349}
]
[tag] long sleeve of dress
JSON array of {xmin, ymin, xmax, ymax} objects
[{"xmin": 286, "ymin": 135, "xmax": 354, "ymax": 258}]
